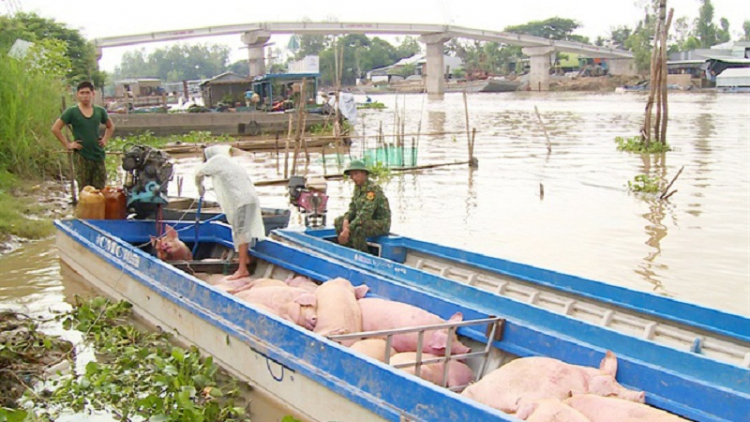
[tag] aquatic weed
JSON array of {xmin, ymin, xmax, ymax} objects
[{"xmin": 26, "ymin": 297, "xmax": 250, "ymax": 422}]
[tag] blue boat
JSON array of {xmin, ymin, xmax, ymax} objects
[
  {"xmin": 55, "ymin": 219, "xmax": 749, "ymax": 422},
  {"xmin": 272, "ymin": 227, "xmax": 750, "ymax": 369}
]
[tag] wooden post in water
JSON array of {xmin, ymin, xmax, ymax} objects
[
  {"xmin": 534, "ymin": 105, "xmax": 552, "ymax": 154},
  {"xmin": 61, "ymin": 96, "xmax": 77, "ymax": 204},
  {"xmin": 641, "ymin": 0, "xmax": 673, "ymax": 147},
  {"xmin": 463, "ymin": 91, "xmax": 473, "ymax": 166}
]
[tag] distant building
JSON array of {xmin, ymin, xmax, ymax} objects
[
  {"xmin": 668, "ymin": 41, "xmax": 750, "ymax": 86},
  {"xmin": 199, "ymin": 72, "xmax": 252, "ymax": 108},
  {"xmin": 114, "ymin": 78, "xmax": 162, "ymax": 98},
  {"xmin": 366, "ymin": 54, "xmax": 463, "ymax": 82}
]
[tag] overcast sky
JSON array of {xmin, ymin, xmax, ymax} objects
[{"xmin": 6, "ymin": 0, "xmax": 749, "ymax": 71}]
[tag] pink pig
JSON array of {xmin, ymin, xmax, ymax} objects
[
  {"xmin": 150, "ymin": 225, "xmax": 192, "ymax": 261},
  {"xmin": 313, "ymin": 277, "xmax": 368, "ymax": 346},
  {"xmin": 460, "ymin": 351, "xmax": 645, "ymax": 415},
  {"xmin": 235, "ymin": 286, "xmax": 317, "ymax": 330},
  {"xmin": 516, "ymin": 399, "xmax": 591, "ymax": 422},
  {"xmin": 358, "ymin": 298, "xmax": 471, "ymax": 356},
  {"xmin": 349, "ymin": 339, "xmax": 397, "ymax": 362},
  {"xmin": 285, "ymin": 275, "xmax": 320, "ymax": 293},
  {"xmin": 565, "ymin": 394, "xmax": 689, "ymax": 422},
  {"xmin": 389, "ymin": 352, "xmax": 474, "ymax": 390}
]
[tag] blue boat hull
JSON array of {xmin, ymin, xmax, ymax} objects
[{"xmin": 55, "ymin": 219, "xmax": 749, "ymax": 422}]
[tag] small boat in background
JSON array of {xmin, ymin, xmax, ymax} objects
[{"xmin": 446, "ymin": 78, "xmax": 521, "ymax": 93}]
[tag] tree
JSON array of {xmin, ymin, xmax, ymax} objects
[
  {"xmin": 695, "ymin": 0, "xmax": 718, "ymax": 47},
  {"xmin": 395, "ymin": 36, "xmax": 421, "ymax": 59},
  {"xmin": 114, "ymin": 44, "xmax": 230, "ymax": 82},
  {"xmin": 0, "ymin": 12, "xmax": 104, "ymax": 87},
  {"xmin": 744, "ymin": 20, "xmax": 750, "ymax": 40},
  {"xmin": 716, "ymin": 17, "xmax": 730, "ymax": 43},
  {"xmin": 609, "ymin": 26, "xmax": 633, "ymax": 48},
  {"xmin": 505, "ymin": 17, "xmax": 585, "ymax": 42}
]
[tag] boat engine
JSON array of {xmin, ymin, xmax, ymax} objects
[
  {"xmin": 121, "ymin": 144, "xmax": 174, "ymax": 218},
  {"xmin": 288, "ymin": 175, "xmax": 328, "ymax": 228}
]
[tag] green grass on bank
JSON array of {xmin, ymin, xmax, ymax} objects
[{"xmin": 0, "ymin": 171, "xmax": 54, "ymax": 241}]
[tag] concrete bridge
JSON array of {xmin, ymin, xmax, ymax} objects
[{"xmin": 94, "ymin": 21, "xmax": 634, "ymax": 94}]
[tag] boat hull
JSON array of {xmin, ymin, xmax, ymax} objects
[{"xmin": 55, "ymin": 220, "xmax": 749, "ymax": 422}]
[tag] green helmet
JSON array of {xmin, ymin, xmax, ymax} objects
[{"xmin": 344, "ymin": 160, "xmax": 369, "ymax": 175}]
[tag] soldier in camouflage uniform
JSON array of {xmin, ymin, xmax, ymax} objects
[{"xmin": 334, "ymin": 160, "xmax": 391, "ymax": 252}]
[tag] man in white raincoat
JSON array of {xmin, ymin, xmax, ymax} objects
[{"xmin": 195, "ymin": 145, "xmax": 265, "ymax": 280}]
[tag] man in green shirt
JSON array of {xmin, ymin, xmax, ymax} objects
[
  {"xmin": 51, "ymin": 81, "xmax": 115, "ymax": 191},
  {"xmin": 334, "ymin": 160, "xmax": 391, "ymax": 252}
]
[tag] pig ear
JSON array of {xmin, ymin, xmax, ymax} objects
[
  {"xmin": 599, "ymin": 350, "xmax": 618, "ymax": 376},
  {"xmin": 295, "ymin": 293, "xmax": 317, "ymax": 307},
  {"xmin": 514, "ymin": 401, "xmax": 539, "ymax": 420},
  {"xmin": 165, "ymin": 225, "xmax": 177, "ymax": 239},
  {"xmin": 150, "ymin": 235, "xmax": 157, "ymax": 245},
  {"xmin": 353, "ymin": 285, "xmax": 369, "ymax": 299},
  {"xmin": 429, "ymin": 330, "xmax": 448, "ymax": 351},
  {"xmin": 448, "ymin": 312, "xmax": 464, "ymax": 323}
]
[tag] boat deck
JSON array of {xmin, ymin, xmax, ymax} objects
[{"xmin": 272, "ymin": 228, "xmax": 750, "ymax": 369}]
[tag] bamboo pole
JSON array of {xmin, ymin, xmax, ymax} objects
[
  {"xmin": 534, "ymin": 105, "xmax": 552, "ymax": 153},
  {"xmin": 292, "ymin": 77, "xmax": 308, "ymax": 174},
  {"xmin": 659, "ymin": 8, "xmax": 674, "ymax": 144},
  {"xmin": 284, "ymin": 113, "xmax": 293, "ymax": 179},
  {"xmin": 642, "ymin": 12, "xmax": 663, "ymax": 146},
  {"xmin": 660, "ymin": 165, "xmax": 683, "ymax": 200},
  {"xmin": 61, "ymin": 96, "xmax": 77, "ymax": 204}
]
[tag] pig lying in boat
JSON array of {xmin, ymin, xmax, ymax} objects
[
  {"xmin": 389, "ymin": 352, "xmax": 474, "ymax": 390},
  {"xmin": 235, "ymin": 286, "xmax": 318, "ymax": 330},
  {"xmin": 461, "ymin": 351, "xmax": 645, "ymax": 416},
  {"xmin": 314, "ymin": 277, "xmax": 368, "ymax": 346},
  {"xmin": 358, "ymin": 297, "xmax": 472, "ymax": 356}
]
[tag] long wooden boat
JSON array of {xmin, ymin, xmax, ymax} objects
[
  {"xmin": 272, "ymin": 228, "xmax": 750, "ymax": 369},
  {"xmin": 55, "ymin": 219, "xmax": 748, "ymax": 422}
]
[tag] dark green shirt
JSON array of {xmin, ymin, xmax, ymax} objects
[
  {"xmin": 60, "ymin": 105, "xmax": 109, "ymax": 162},
  {"xmin": 345, "ymin": 179, "xmax": 391, "ymax": 230}
]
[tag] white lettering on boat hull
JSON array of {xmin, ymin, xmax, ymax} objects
[{"xmin": 95, "ymin": 235, "xmax": 141, "ymax": 267}]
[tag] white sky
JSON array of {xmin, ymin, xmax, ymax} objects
[{"xmin": 7, "ymin": 0, "xmax": 750, "ymax": 71}]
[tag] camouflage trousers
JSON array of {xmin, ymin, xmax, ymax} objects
[
  {"xmin": 74, "ymin": 153, "xmax": 107, "ymax": 191},
  {"xmin": 334, "ymin": 216, "xmax": 390, "ymax": 253}
]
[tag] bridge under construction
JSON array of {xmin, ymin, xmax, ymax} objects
[{"xmin": 95, "ymin": 21, "xmax": 634, "ymax": 94}]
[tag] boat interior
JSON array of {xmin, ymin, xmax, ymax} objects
[{"xmin": 67, "ymin": 218, "xmax": 744, "ymax": 422}]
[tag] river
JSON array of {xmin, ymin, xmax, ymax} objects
[{"xmin": 1, "ymin": 91, "xmax": 748, "ymax": 419}]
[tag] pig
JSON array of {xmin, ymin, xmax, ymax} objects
[
  {"xmin": 349, "ymin": 339, "xmax": 397, "ymax": 362},
  {"xmin": 460, "ymin": 351, "xmax": 645, "ymax": 415},
  {"xmin": 150, "ymin": 225, "xmax": 192, "ymax": 261},
  {"xmin": 194, "ymin": 273, "xmax": 227, "ymax": 285},
  {"xmin": 220, "ymin": 277, "xmax": 288, "ymax": 294},
  {"xmin": 564, "ymin": 394, "xmax": 689, "ymax": 422},
  {"xmin": 285, "ymin": 275, "xmax": 320, "ymax": 293},
  {"xmin": 313, "ymin": 278, "xmax": 369, "ymax": 346},
  {"xmin": 358, "ymin": 298, "xmax": 471, "ymax": 356},
  {"xmin": 389, "ymin": 352, "xmax": 474, "ymax": 390},
  {"xmin": 516, "ymin": 399, "xmax": 591, "ymax": 422},
  {"xmin": 235, "ymin": 286, "xmax": 317, "ymax": 330}
]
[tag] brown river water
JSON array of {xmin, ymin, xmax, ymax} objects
[{"xmin": 1, "ymin": 91, "xmax": 748, "ymax": 419}]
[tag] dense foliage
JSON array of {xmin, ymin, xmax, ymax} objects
[
  {"xmin": 114, "ymin": 44, "xmax": 232, "ymax": 82},
  {"xmin": 0, "ymin": 12, "xmax": 105, "ymax": 87}
]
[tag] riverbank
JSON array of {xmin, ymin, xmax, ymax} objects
[{"xmin": 0, "ymin": 174, "xmax": 72, "ymax": 255}]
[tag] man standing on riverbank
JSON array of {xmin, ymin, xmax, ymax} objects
[
  {"xmin": 51, "ymin": 81, "xmax": 115, "ymax": 191},
  {"xmin": 335, "ymin": 160, "xmax": 391, "ymax": 252}
]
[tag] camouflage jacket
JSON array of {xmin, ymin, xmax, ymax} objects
[{"xmin": 345, "ymin": 179, "xmax": 391, "ymax": 230}]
